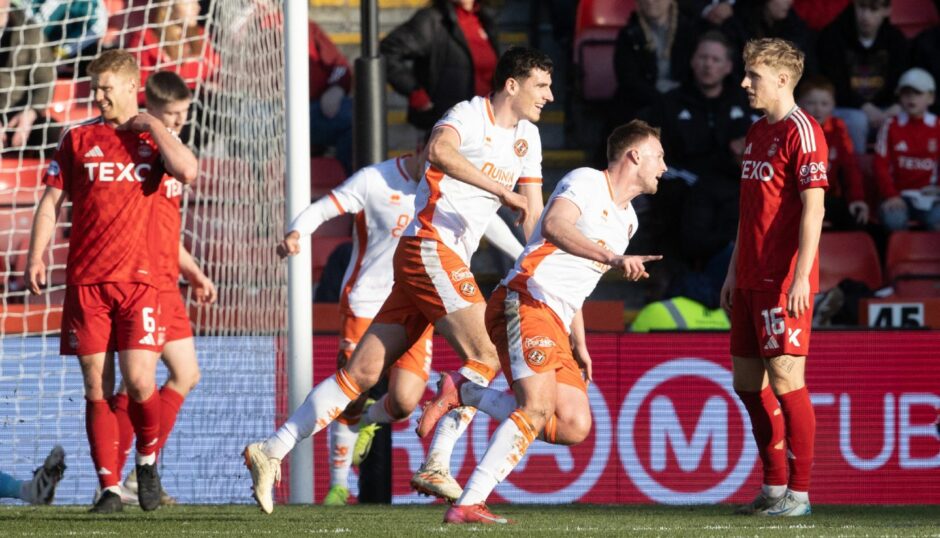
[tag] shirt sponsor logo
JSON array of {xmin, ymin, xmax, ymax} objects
[
  {"xmin": 163, "ymin": 178, "xmax": 183, "ymax": 198},
  {"xmin": 84, "ymin": 162, "xmax": 152, "ymax": 182},
  {"xmin": 524, "ymin": 336, "xmax": 556, "ymax": 349},
  {"xmin": 898, "ymin": 156, "xmax": 936, "ymax": 171},
  {"xmin": 514, "ymin": 138, "xmax": 528, "ymax": 157},
  {"xmin": 451, "ymin": 268, "xmax": 473, "ymax": 282},
  {"xmin": 740, "ymin": 160, "xmax": 774, "ymax": 182},
  {"xmin": 481, "ymin": 162, "xmax": 515, "ymax": 189},
  {"xmin": 526, "ymin": 348, "xmax": 546, "ymax": 366},
  {"xmin": 799, "ymin": 161, "xmax": 828, "ymax": 185}
]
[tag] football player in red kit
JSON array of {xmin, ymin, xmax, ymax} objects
[{"xmin": 720, "ymin": 38, "xmax": 828, "ymax": 517}]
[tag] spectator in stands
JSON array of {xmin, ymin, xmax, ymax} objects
[
  {"xmin": 817, "ymin": 0, "xmax": 909, "ymax": 153},
  {"xmin": 612, "ymin": 0, "xmax": 698, "ymax": 123},
  {"xmin": 721, "ymin": 0, "xmax": 818, "ymax": 77},
  {"xmin": 640, "ymin": 31, "xmax": 751, "ymax": 272},
  {"xmin": 873, "ymin": 68, "xmax": 940, "ymax": 232},
  {"xmin": 25, "ymin": 0, "xmax": 106, "ymax": 61},
  {"xmin": 310, "ymin": 20, "xmax": 353, "ymax": 174},
  {"xmin": 381, "ymin": 0, "xmax": 499, "ymax": 132},
  {"xmin": 797, "ymin": 75, "xmax": 869, "ymax": 229},
  {"xmin": 0, "ymin": 0, "xmax": 59, "ymax": 155},
  {"xmin": 911, "ymin": 19, "xmax": 940, "ymax": 116},
  {"xmin": 677, "ymin": 1, "xmax": 735, "ymax": 27},
  {"xmin": 792, "ymin": 0, "xmax": 849, "ymax": 31},
  {"xmin": 123, "ymin": 0, "xmax": 219, "ymax": 101}
]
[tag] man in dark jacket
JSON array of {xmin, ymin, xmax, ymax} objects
[
  {"xmin": 639, "ymin": 31, "xmax": 753, "ymax": 270},
  {"xmin": 816, "ymin": 0, "xmax": 909, "ymax": 152},
  {"xmin": 380, "ymin": 0, "xmax": 499, "ymax": 131}
]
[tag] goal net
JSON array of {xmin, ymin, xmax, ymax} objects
[{"xmin": 0, "ymin": 0, "xmax": 286, "ymax": 504}]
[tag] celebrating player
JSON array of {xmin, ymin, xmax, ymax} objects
[
  {"xmin": 25, "ymin": 50, "xmax": 198, "ymax": 513},
  {"xmin": 275, "ymin": 150, "xmax": 523, "ymax": 506},
  {"xmin": 107, "ymin": 71, "xmax": 216, "ymax": 507},
  {"xmin": 421, "ymin": 121, "xmax": 665, "ymax": 524},
  {"xmin": 243, "ymin": 46, "xmax": 552, "ymax": 514},
  {"xmin": 720, "ymin": 38, "xmax": 827, "ymax": 517}
]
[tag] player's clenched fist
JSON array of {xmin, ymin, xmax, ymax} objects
[
  {"xmin": 610, "ymin": 254, "xmax": 662, "ymax": 281},
  {"xmin": 25, "ymin": 257, "xmax": 47, "ymax": 295},
  {"xmin": 276, "ymin": 231, "xmax": 302, "ymax": 258}
]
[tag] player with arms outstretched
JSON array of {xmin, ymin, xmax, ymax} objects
[
  {"xmin": 243, "ymin": 46, "xmax": 552, "ymax": 513},
  {"xmin": 25, "ymin": 50, "xmax": 198, "ymax": 513},
  {"xmin": 721, "ymin": 38, "xmax": 828, "ymax": 517},
  {"xmin": 275, "ymin": 151, "xmax": 523, "ymax": 506},
  {"xmin": 421, "ymin": 121, "xmax": 665, "ymax": 524}
]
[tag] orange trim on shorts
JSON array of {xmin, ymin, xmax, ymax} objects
[
  {"xmin": 416, "ymin": 165, "xmax": 445, "ymax": 241},
  {"xmin": 328, "ymin": 193, "xmax": 345, "ymax": 214},
  {"xmin": 509, "ymin": 410, "xmax": 538, "ymax": 443},
  {"xmin": 336, "ymin": 368, "xmax": 362, "ymax": 399},
  {"xmin": 517, "ymin": 177, "xmax": 542, "ymax": 185}
]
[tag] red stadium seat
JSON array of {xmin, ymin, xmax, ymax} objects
[
  {"xmin": 311, "ymin": 157, "xmax": 346, "ymax": 198},
  {"xmin": 573, "ymin": 0, "xmax": 634, "ymax": 102},
  {"xmin": 311, "ymin": 237, "xmax": 350, "ymax": 283},
  {"xmin": 886, "ymin": 231, "xmax": 940, "ymax": 280},
  {"xmin": 818, "ymin": 231, "xmax": 883, "ymax": 291},
  {"xmin": 891, "ymin": 0, "xmax": 940, "ymax": 38},
  {"xmin": 0, "ymin": 158, "xmax": 45, "ymax": 205}
]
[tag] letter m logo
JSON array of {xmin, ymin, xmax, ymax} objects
[{"xmin": 649, "ymin": 396, "xmax": 728, "ymax": 472}]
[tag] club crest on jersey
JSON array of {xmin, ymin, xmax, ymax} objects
[
  {"xmin": 138, "ymin": 144, "xmax": 153, "ymax": 158},
  {"xmin": 514, "ymin": 138, "xmax": 528, "ymax": 157},
  {"xmin": 766, "ymin": 142, "xmax": 778, "ymax": 157},
  {"xmin": 524, "ymin": 336, "xmax": 555, "ymax": 349},
  {"xmin": 459, "ymin": 281, "xmax": 476, "ymax": 297},
  {"xmin": 526, "ymin": 349, "xmax": 546, "ymax": 366},
  {"xmin": 451, "ymin": 268, "xmax": 473, "ymax": 282},
  {"xmin": 68, "ymin": 330, "xmax": 79, "ymax": 350}
]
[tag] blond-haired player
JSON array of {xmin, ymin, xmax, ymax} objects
[
  {"xmin": 721, "ymin": 38, "xmax": 828, "ymax": 517},
  {"xmin": 420, "ymin": 120, "xmax": 665, "ymax": 524},
  {"xmin": 242, "ymin": 46, "xmax": 553, "ymax": 514}
]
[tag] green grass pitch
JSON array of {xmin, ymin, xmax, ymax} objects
[{"xmin": 1, "ymin": 504, "xmax": 938, "ymax": 537}]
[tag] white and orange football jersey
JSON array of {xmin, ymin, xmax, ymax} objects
[
  {"xmin": 327, "ymin": 156, "xmax": 419, "ymax": 318},
  {"xmin": 503, "ymin": 167, "xmax": 638, "ymax": 329},
  {"xmin": 406, "ymin": 95, "xmax": 543, "ymax": 264}
]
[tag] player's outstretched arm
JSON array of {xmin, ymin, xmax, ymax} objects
[
  {"xmin": 178, "ymin": 244, "xmax": 217, "ymax": 304},
  {"xmin": 482, "ymin": 216, "xmax": 524, "ymax": 261},
  {"xmin": 25, "ymin": 186, "xmax": 65, "ymax": 295},
  {"xmin": 541, "ymin": 197, "xmax": 617, "ymax": 265},
  {"xmin": 787, "ymin": 187, "xmax": 825, "ymax": 318},
  {"xmin": 120, "ymin": 113, "xmax": 198, "ymax": 184},
  {"xmin": 276, "ymin": 195, "xmax": 346, "ymax": 258},
  {"xmin": 426, "ymin": 126, "xmax": 529, "ymax": 223}
]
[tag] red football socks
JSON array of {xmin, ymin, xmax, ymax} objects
[
  {"xmin": 157, "ymin": 386, "xmax": 185, "ymax": 452},
  {"xmin": 128, "ymin": 391, "xmax": 162, "ymax": 457},
  {"xmin": 778, "ymin": 386, "xmax": 816, "ymax": 492},
  {"xmin": 736, "ymin": 386, "xmax": 788, "ymax": 486},
  {"xmin": 86, "ymin": 398, "xmax": 120, "ymax": 489}
]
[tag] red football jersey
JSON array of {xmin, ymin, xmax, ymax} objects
[
  {"xmin": 873, "ymin": 112, "xmax": 940, "ymax": 200},
  {"xmin": 153, "ymin": 175, "xmax": 183, "ymax": 291},
  {"xmin": 44, "ymin": 117, "xmax": 165, "ymax": 286},
  {"xmin": 736, "ymin": 107, "xmax": 829, "ymax": 293}
]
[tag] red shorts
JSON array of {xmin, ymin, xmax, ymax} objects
[
  {"xmin": 374, "ymin": 237, "xmax": 484, "ymax": 346},
  {"xmin": 160, "ymin": 288, "xmax": 193, "ymax": 343},
  {"xmin": 730, "ymin": 288, "xmax": 813, "ymax": 358},
  {"xmin": 485, "ymin": 286, "xmax": 587, "ymax": 393},
  {"xmin": 61, "ymin": 283, "xmax": 163, "ymax": 356},
  {"xmin": 340, "ymin": 314, "xmax": 434, "ymax": 382}
]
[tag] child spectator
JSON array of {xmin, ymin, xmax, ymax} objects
[
  {"xmin": 797, "ymin": 75, "xmax": 869, "ymax": 228},
  {"xmin": 873, "ymin": 68, "xmax": 940, "ymax": 232}
]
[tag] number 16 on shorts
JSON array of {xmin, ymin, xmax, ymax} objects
[{"xmin": 760, "ymin": 303, "xmax": 810, "ymax": 357}]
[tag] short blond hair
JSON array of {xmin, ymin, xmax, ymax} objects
[
  {"xmin": 743, "ymin": 38, "xmax": 804, "ymax": 85},
  {"xmin": 87, "ymin": 49, "xmax": 140, "ymax": 80}
]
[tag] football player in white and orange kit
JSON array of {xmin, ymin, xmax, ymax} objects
[
  {"xmin": 243, "ymin": 47, "xmax": 552, "ymax": 514},
  {"xmin": 276, "ymin": 152, "xmax": 524, "ymax": 506},
  {"xmin": 721, "ymin": 38, "xmax": 828, "ymax": 517},
  {"xmin": 421, "ymin": 120, "xmax": 665, "ymax": 524}
]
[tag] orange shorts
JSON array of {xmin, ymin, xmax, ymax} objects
[
  {"xmin": 373, "ymin": 237, "xmax": 484, "ymax": 346},
  {"xmin": 340, "ymin": 313, "xmax": 434, "ymax": 382},
  {"xmin": 485, "ymin": 286, "xmax": 587, "ymax": 393}
]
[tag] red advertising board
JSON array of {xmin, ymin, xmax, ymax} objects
[{"xmin": 278, "ymin": 331, "xmax": 940, "ymax": 504}]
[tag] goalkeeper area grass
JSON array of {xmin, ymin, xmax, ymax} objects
[{"xmin": 1, "ymin": 504, "xmax": 937, "ymax": 536}]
